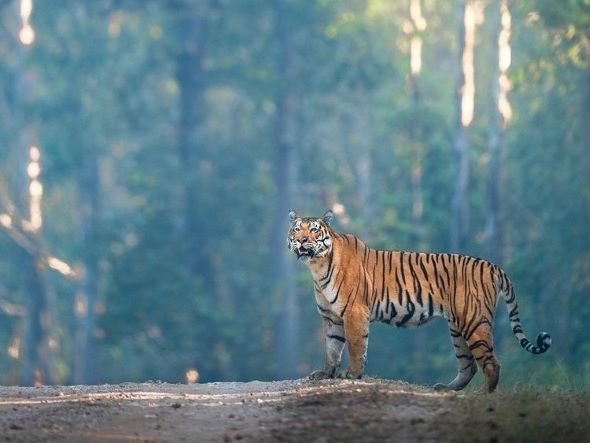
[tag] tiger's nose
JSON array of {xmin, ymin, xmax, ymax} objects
[{"xmin": 300, "ymin": 236, "xmax": 308, "ymax": 243}]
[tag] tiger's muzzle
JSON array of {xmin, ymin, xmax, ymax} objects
[{"xmin": 294, "ymin": 245, "xmax": 316, "ymax": 260}]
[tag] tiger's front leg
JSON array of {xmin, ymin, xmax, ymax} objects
[
  {"xmin": 309, "ymin": 317, "xmax": 346, "ymax": 380},
  {"xmin": 337, "ymin": 307, "xmax": 370, "ymax": 379}
]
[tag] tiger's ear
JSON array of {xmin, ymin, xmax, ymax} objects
[
  {"xmin": 323, "ymin": 210, "xmax": 334, "ymax": 226},
  {"xmin": 288, "ymin": 210, "xmax": 298, "ymax": 221}
]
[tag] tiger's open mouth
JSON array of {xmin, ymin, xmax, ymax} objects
[{"xmin": 295, "ymin": 246, "xmax": 315, "ymax": 260}]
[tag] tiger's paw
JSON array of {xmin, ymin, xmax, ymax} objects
[
  {"xmin": 433, "ymin": 382, "xmax": 453, "ymax": 392},
  {"xmin": 335, "ymin": 368, "xmax": 363, "ymax": 380},
  {"xmin": 308, "ymin": 366, "xmax": 338, "ymax": 380},
  {"xmin": 308, "ymin": 370, "xmax": 331, "ymax": 380},
  {"xmin": 433, "ymin": 382, "xmax": 466, "ymax": 392}
]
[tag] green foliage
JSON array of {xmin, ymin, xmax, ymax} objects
[{"xmin": 0, "ymin": 0, "xmax": 587, "ymax": 388}]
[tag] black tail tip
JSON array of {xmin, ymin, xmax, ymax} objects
[{"xmin": 536, "ymin": 332, "xmax": 552, "ymax": 353}]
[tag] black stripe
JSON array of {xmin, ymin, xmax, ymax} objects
[
  {"xmin": 374, "ymin": 299, "xmax": 381, "ymax": 321},
  {"xmin": 453, "ymin": 255, "xmax": 460, "ymax": 288},
  {"xmin": 385, "ymin": 286, "xmax": 395, "ymax": 320},
  {"xmin": 340, "ymin": 288, "xmax": 356, "ymax": 317},
  {"xmin": 330, "ymin": 278, "xmax": 346, "ymax": 304},
  {"xmin": 441, "ymin": 255, "xmax": 452, "ymax": 288},
  {"xmin": 384, "ymin": 281, "xmax": 391, "ymax": 315},
  {"xmin": 399, "ymin": 252, "xmax": 407, "ymax": 286},
  {"xmin": 320, "ymin": 253, "xmax": 335, "ymax": 289},
  {"xmin": 396, "ymin": 293, "xmax": 415, "ymax": 327},
  {"xmin": 418, "ymin": 256, "xmax": 429, "ymax": 280},
  {"xmin": 374, "ymin": 249, "xmax": 379, "ymax": 277},
  {"xmin": 389, "ymin": 300, "xmax": 397, "ymax": 321},
  {"xmin": 468, "ymin": 339, "xmax": 492, "ymax": 352},
  {"xmin": 396, "ymin": 271, "xmax": 404, "ymax": 306},
  {"xmin": 431, "ymin": 255, "xmax": 443, "ymax": 298},
  {"xmin": 364, "ymin": 266, "xmax": 370, "ymax": 304},
  {"xmin": 327, "ymin": 334, "xmax": 346, "ymax": 343},
  {"xmin": 380, "ymin": 251, "xmax": 387, "ymax": 306},
  {"xmin": 409, "ymin": 257, "xmax": 423, "ymax": 306},
  {"xmin": 479, "ymin": 261, "xmax": 486, "ymax": 291},
  {"xmin": 388, "ymin": 251, "xmax": 393, "ymax": 280}
]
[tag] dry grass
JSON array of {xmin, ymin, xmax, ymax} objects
[{"xmin": 445, "ymin": 388, "xmax": 590, "ymax": 443}]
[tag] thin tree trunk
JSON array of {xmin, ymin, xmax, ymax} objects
[
  {"xmin": 20, "ymin": 246, "xmax": 51, "ymax": 386},
  {"xmin": 584, "ymin": 68, "xmax": 590, "ymax": 170},
  {"xmin": 271, "ymin": 0, "xmax": 298, "ymax": 379},
  {"xmin": 0, "ymin": 158, "xmax": 53, "ymax": 386},
  {"xmin": 486, "ymin": 0, "xmax": 511, "ymax": 265},
  {"xmin": 175, "ymin": 5, "xmax": 214, "ymax": 288},
  {"xmin": 13, "ymin": 145, "xmax": 53, "ymax": 386},
  {"xmin": 9, "ymin": 1, "xmax": 52, "ymax": 386},
  {"xmin": 354, "ymin": 87, "xmax": 372, "ymax": 241},
  {"xmin": 408, "ymin": 0, "xmax": 426, "ymax": 249},
  {"xmin": 406, "ymin": 0, "xmax": 427, "ymax": 382},
  {"xmin": 451, "ymin": 0, "xmax": 479, "ymax": 252},
  {"xmin": 73, "ymin": 152, "xmax": 101, "ymax": 384}
]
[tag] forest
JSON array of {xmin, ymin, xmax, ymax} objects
[{"xmin": 0, "ymin": 0, "xmax": 588, "ymax": 389}]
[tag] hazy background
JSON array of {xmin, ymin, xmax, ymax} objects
[{"xmin": 0, "ymin": 0, "xmax": 588, "ymax": 389}]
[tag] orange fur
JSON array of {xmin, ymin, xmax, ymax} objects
[{"xmin": 287, "ymin": 210, "xmax": 551, "ymax": 392}]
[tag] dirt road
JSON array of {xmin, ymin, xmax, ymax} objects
[{"xmin": 0, "ymin": 378, "xmax": 588, "ymax": 442}]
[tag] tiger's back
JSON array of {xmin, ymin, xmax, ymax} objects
[{"xmin": 288, "ymin": 210, "xmax": 551, "ymax": 393}]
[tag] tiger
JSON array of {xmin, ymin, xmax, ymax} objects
[{"xmin": 287, "ymin": 209, "xmax": 551, "ymax": 393}]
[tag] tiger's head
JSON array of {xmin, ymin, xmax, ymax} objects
[{"xmin": 287, "ymin": 210, "xmax": 334, "ymax": 262}]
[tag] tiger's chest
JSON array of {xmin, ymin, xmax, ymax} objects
[
  {"xmin": 313, "ymin": 285, "xmax": 345, "ymax": 324},
  {"xmin": 307, "ymin": 258, "xmax": 346, "ymax": 321}
]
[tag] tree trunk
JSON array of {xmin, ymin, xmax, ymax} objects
[
  {"xmin": 175, "ymin": 5, "xmax": 214, "ymax": 288},
  {"xmin": 354, "ymin": 87, "xmax": 372, "ymax": 241},
  {"xmin": 408, "ymin": 0, "xmax": 426, "ymax": 249},
  {"xmin": 73, "ymin": 152, "xmax": 101, "ymax": 384},
  {"xmin": 7, "ymin": 2, "xmax": 53, "ymax": 386},
  {"xmin": 271, "ymin": 0, "xmax": 298, "ymax": 379},
  {"xmin": 451, "ymin": 125, "xmax": 469, "ymax": 252},
  {"xmin": 485, "ymin": 0, "xmax": 511, "ymax": 265},
  {"xmin": 406, "ymin": 0, "xmax": 427, "ymax": 382},
  {"xmin": 0, "ymin": 150, "xmax": 52, "ymax": 386},
  {"xmin": 451, "ymin": 0, "xmax": 478, "ymax": 252},
  {"xmin": 20, "ymin": 247, "xmax": 51, "ymax": 386}
]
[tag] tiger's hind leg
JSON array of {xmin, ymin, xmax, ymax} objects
[
  {"xmin": 434, "ymin": 323, "xmax": 477, "ymax": 392},
  {"xmin": 466, "ymin": 325, "xmax": 501, "ymax": 393}
]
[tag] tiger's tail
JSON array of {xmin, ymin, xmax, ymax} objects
[{"xmin": 497, "ymin": 271, "xmax": 552, "ymax": 354}]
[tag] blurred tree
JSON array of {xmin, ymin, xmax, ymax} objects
[
  {"xmin": 270, "ymin": 0, "xmax": 299, "ymax": 379},
  {"xmin": 174, "ymin": 1, "xmax": 212, "ymax": 285},
  {"xmin": 451, "ymin": 0, "xmax": 481, "ymax": 252},
  {"xmin": 502, "ymin": 0, "xmax": 590, "ymax": 376},
  {"xmin": 485, "ymin": 0, "xmax": 512, "ymax": 265},
  {"xmin": 0, "ymin": 0, "xmax": 57, "ymax": 386},
  {"xmin": 0, "ymin": 0, "xmax": 587, "ymax": 388},
  {"xmin": 406, "ymin": 0, "xmax": 426, "ymax": 249}
]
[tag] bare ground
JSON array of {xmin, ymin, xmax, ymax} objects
[{"xmin": 0, "ymin": 378, "xmax": 588, "ymax": 442}]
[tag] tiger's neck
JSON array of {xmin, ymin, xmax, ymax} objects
[{"xmin": 305, "ymin": 232, "xmax": 349, "ymax": 281}]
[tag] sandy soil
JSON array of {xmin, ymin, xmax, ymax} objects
[{"xmin": 0, "ymin": 378, "xmax": 587, "ymax": 442}]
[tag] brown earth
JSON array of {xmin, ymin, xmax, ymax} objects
[{"xmin": 0, "ymin": 378, "xmax": 588, "ymax": 442}]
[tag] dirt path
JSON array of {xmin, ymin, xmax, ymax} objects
[{"xmin": 0, "ymin": 378, "xmax": 588, "ymax": 442}]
